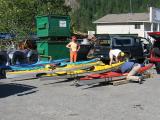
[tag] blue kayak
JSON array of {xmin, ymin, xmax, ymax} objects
[
  {"xmin": 60, "ymin": 58, "xmax": 99, "ymax": 66},
  {"xmin": 2, "ymin": 58, "xmax": 69, "ymax": 71},
  {"xmin": 0, "ymin": 58, "xmax": 98, "ymax": 71}
]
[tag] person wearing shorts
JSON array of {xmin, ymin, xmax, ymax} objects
[
  {"xmin": 120, "ymin": 61, "xmax": 144, "ymax": 84},
  {"xmin": 66, "ymin": 36, "xmax": 80, "ymax": 62},
  {"xmin": 109, "ymin": 49, "xmax": 125, "ymax": 65}
]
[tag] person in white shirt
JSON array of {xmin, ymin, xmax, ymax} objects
[{"xmin": 109, "ymin": 49, "xmax": 125, "ymax": 65}]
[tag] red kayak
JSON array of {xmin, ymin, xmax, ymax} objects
[{"xmin": 78, "ymin": 64, "xmax": 154, "ymax": 85}]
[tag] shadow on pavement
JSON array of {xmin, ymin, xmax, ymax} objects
[
  {"xmin": 43, "ymin": 78, "xmax": 74, "ymax": 85},
  {"xmin": 17, "ymin": 90, "xmax": 38, "ymax": 96},
  {"xmin": 0, "ymin": 83, "xmax": 37, "ymax": 98},
  {"xmin": 82, "ymin": 82, "xmax": 109, "ymax": 90},
  {"xmin": 12, "ymin": 78, "xmax": 38, "ymax": 82}
]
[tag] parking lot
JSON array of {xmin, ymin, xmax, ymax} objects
[{"xmin": 0, "ymin": 69, "xmax": 160, "ymax": 120}]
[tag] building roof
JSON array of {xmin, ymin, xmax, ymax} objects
[{"xmin": 93, "ymin": 13, "xmax": 149, "ymax": 24}]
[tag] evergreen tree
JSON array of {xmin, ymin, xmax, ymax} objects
[
  {"xmin": 71, "ymin": 0, "xmax": 160, "ymax": 33},
  {"xmin": 0, "ymin": 0, "xmax": 71, "ymax": 39}
]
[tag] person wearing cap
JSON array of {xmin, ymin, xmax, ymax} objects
[
  {"xmin": 109, "ymin": 48, "xmax": 125, "ymax": 65},
  {"xmin": 66, "ymin": 36, "xmax": 80, "ymax": 62}
]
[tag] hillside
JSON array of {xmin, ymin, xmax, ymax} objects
[{"xmin": 70, "ymin": 0, "xmax": 160, "ymax": 33}]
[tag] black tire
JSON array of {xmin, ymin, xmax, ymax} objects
[
  {"xmin": 29, "ymin": 53, "xmax": 39, "ymax": 63},
  {"xmin": 0, "ymin": 51, "xmax": 8, "ymax": 65},
  {"xmin": 12, "ymin": 51, "xmax": 27, "ymax": 65}
]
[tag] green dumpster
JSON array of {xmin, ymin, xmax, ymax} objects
[
  {"xmin": 36, "ymin": 15, "xmax": 71, "ymax": 37},
  {"xmin": 36, "ymin": 40, "xmax": 70, "ymax": 60}
]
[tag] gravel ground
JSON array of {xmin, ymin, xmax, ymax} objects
[{"xmin": 0, "ymin": 71, "xmax": 160, "ymax": 120}]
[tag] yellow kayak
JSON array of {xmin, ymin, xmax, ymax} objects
[
  {"xmin": 6, "ymin": 61, "xmax": 124, "ymax": 79},
  {"xmin": 44, "ymin": 62, "xmax": 124, "ymax": 77},
  {"xmin": 6, "ymin": 61, "xmax": 104, "ymax": 75}
]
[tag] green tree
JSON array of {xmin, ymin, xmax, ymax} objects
[{"xmin": 0, "ymin": 0, "xmax": 71, "ymax": 39}]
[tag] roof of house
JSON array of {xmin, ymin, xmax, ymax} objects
[{"xmin": 93, "ymin": 13, "xmax": 150, "ymax": 24}]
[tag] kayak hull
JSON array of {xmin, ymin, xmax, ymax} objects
[{"xmin": 78, "ymin": 64, "xmax": 154, "ymax": 86}]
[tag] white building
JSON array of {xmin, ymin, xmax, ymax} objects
[{"xmin": 93, "ymin": 7, "xmax": 160, "ymax": 38}]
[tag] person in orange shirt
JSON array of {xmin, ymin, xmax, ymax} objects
[{"xmin": 66, "ymin": 36, "xmax": 80, "ymax": 62}]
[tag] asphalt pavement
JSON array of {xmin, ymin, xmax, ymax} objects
[{"xmin": 0, "ymin": 71, "xmax": 160, "ymax": 120}]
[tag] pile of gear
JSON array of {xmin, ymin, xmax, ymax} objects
[{"xmin": 0, "ymin": 39, "xmax": 39, "ymax": 66}]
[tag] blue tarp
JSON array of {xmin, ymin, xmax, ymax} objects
[{"xmin": 0, "ymin": 33, "xmax": 15, "ymax": 39}]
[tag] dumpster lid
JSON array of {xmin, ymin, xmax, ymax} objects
[{"xmin": 36, "ymin": 15, "xmax": 70, "ymax": 19}]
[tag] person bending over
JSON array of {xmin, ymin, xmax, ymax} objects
[{"xmin": 109, "ymin": 48, "xmax": 125, "ymax": 65}]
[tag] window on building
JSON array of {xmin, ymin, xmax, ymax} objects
[
  {"xmin": 135, "ymin": 24, "xmax": 141, "ymax": 29},
  {"xmin": 144, "ymin": 23, "xmax": 151, "ymax": 31},
  {"xmin": 153, "ymin": 23, "xmax": 158, "ymax": 31}
]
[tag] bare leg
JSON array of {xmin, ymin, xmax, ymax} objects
[
  {"xmin": 126, "ymin": 64, "xmax": 141, "ymax": 81},
  {"xmin": 70, "ymin": 52, "xmax": 73, "ymax": 62}
]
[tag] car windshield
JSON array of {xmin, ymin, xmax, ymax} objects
[
  {"xmin": 96, "ymin": 35, "xmax": 111, "ymax": 46},
  {"xmin": 113, "ymin": 38, "xmax": 132, "ymax": 46},
  {"xmin": 95, "ymin": 39, "xmax": 111, "ymax": 46}
]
